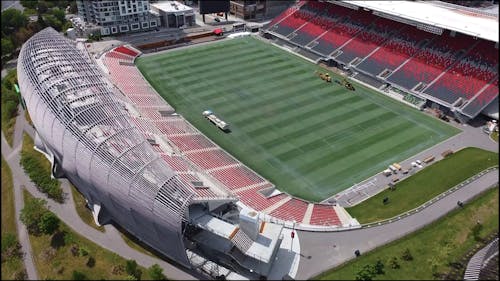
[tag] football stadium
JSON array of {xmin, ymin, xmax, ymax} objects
[
  {"xmin": 136, "ymin": 35, "xmax": 459, "ymax": 201},
  {"xmin": 16, "ymin": 0, "xmax": 498, "ymax": 280}
]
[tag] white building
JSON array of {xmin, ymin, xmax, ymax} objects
[
  {"xmin": 76, "ymin": 0, "xmax": 160, "ymax": 35},
  {"xmin": 150, "ymin": 1, "xmax": 195, "ymax": 28}
]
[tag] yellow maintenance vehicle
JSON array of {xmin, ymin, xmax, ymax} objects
[
  {"xmin": 335, "ymin": 78, "xmax": 355, "ymax": 91},
  {"xmin": 341, "ymin": 78, "xmax": 355, "ymax": 91},
  {"xmin": 315, "ymin": 70, "xmax": 332, "ymax": 82}
]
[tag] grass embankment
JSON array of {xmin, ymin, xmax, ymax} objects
[
  {"xmin": 1, "ymin": 69, "xmax": 19, "ymax": 146},
  {"xmin": 347, "ymin": 147, "xmax": 498, "ymax": 223},
  {"xmin": 317, "ymin": 187, "xmax": 499, "ymax": 280},
  {"xmin": 24, "ymin": 109, "xmax": 33, "ymax": 127},
  {"xmin": 136, "ymin": 36, "xmax": 459, "ymax": 201},
  {"xmin": 1, "ymin": 156, "xmax": 26, "ymax": 279},
  {"xmin": 23, "ymin": 190, "xmax": 156, "ymax": 280},
  {"xmin": 491, "ymin": 131, "xmax": 498, "ymax": 142},
  {"xmin": 20, "ymin": 133, "xmax": 64, "ymax": 202},
  {"xmin": 69, "ymin": 184, "xmax": 105, "ymax": 233}
]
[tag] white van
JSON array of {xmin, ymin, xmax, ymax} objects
[
  {"xmin": 389, "ymin": 165, "xmax": 398, "ymax": 173},
  {"xmin": 383, "ymin": 169, "xmax": 392, "ymax": 177}
]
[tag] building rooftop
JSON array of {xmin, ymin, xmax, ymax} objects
[
  {"xmin": 345, "ymin": 0, "xmax": 499, "ymax": 42},
  {"xmin": 151, "ymin": 1, "xmax": 193, "ymax": 13}
]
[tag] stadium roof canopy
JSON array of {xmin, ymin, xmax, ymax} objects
[{"xmin": 343, "ymin": 1, "xmax": 499, "ymax": 43}]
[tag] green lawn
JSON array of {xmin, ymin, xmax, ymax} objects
[
  {"xmin": 20, "ymin": 133, "xmax": 63, "ymax": 202},
  {"xmin": 1, "ymin": 69, "xmax": 19, "ymax": 147},
  {"xmin": 347, "ymin": 147, "xmax": 498, "ymax": 223},
  {"xmin": 317, "ymin": 186, "xmax": 499, "ymax": 280},
  {"xmin": 1, "ymin": 156, "xmax": 26, "ymax": 280},
  {"xmin": 137, "ymin": 36, "xmax": 459, "ymax": 201},
  {"xmin": 1, "ymin": 157, "xmax": 17, "ymax": 235},
  {"xmin": 24, "ymin": 109, "xmax": 33, "ymax": 127},
  {"xmin": 23, "ymin": 190, "xmax": 156, "ymax": 280},
  {"xmin": 69, "ymin": 183, "xmax": 105, "ymax": 233}
]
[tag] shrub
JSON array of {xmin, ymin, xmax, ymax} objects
[
  {"xmin": 79, "ymin": 246, "xmax": 89, "ymax": 257},
  {"xmin": 50, "ymin": 231, "xmax": 65, "ymax": 249},
  {"xmin": 111, "ymin": 264, "xmax": 125, "ymax": 275},
  {"xmin": 401, "ymin": 248, "xmax": 413, "ymax": 261},
  {"xmin": 126, "ymin": 259, "xmax": 138, "ymax": 276},
  {"xmin": 12, "ymin": 269, "xmax": 27, "ymax": 280},
  {"xmin": 69, "ymin": 244, "xmax": 79, "ymax": 257},
  {"xmin": 39, "ymin": 212, "xmax": 60, "ymax": 235},
  {"xmin": 148, "ymin": 264, "xmax": 166, "ymax": 280},
  {"xmin": 1, "ymin": 233, "xmax": 23, "ymax": 261},
  {"xmin": 471, "ymin": 223, "xmax": 483, "ymax": 242},
  {"xmin": 355, "ymin": 265, "xmax": 374, "ymax": 281},
  {"xmin": 19, "ymin": 150, "xmax": 64, "ymax": 203},
  {"xmin": 1, "ymin": 233, "xmax": 18, "ymax": 253},
  {"xmin": 39, "ymin": 247, "xmax": 56, "ymax": 262},
  {"xmin": 20, "ymin": 196, "xmax": 48, "ymax": 235},
  {"xmin": 56, "ymin": 265, "xmax": 64, "ymax": 274},
  {"xmin": 4, "ymin": 100, "xmax": 18, "ymax": 120},
  {"xmin": 374, "ymin": 259, "xmax": 385, "ymax": 275},
  {"xmin": 389, "ymin": 257, "xmax": 400, "ymax": 269},
  {"xmin": 86, "ymin": 256, "xmax": 95, "ymax": 268},
  {"xmin": 72, "ymin": 270, "xmax": 86, "ymax": 280},
  {"xmin": 64, "ymin": 231, "xmax": 75, "ymax": 245}
]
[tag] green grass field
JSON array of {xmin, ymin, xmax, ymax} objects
[
  {"xmin": 2, "ymin": 157, "xmax": 26, "ymax": 280},
  {"xmin": 137, "ymin": 36, "xmax": 460, "ymax": 201},
  {"xmin": 24, "ymin": 190, "xmax": 156, "ymax": 280},
  {"xmin": 347, "ymin": 147, "xmax": 499, "ymax": 223},
  {"xmin": 317, "ymin": 187, "xmax": 499, "ymax": 280}
]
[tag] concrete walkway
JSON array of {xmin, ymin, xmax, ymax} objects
[
  {"xmin": 1, "ymin": 109, "xmax": 200, "ymax": 280},
  {"xmin": 296, "ymin": 169, "xmax": 499, "ymax": 279}
]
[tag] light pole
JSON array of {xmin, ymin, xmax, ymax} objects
[{"xmin": 290, "ymin": 220, "xmax": 296, "ymax": 252}]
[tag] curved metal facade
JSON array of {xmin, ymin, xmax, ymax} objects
[{"xmin": 17, "ymin": 27, "xmax": 195, "ymax": 267}]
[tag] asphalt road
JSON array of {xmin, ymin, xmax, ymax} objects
[
  {"xmin": 296, "ymin": 169, "xmax": 499, "ymax": 279},
  {"xmin": 1, "ymin": 0, "xmax": 24, "ymax": 12}
]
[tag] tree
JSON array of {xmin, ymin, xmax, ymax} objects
[
  {"xmin": 148, "ymin": 264, "xmax": 166, "ymax": 280},
  {"xmin": 37, "ymin": 14, "xmax": 47, "ymax": 29},
  {"xmin": 20, "ymin": 197, "xmax": 48, "ymax": 234},
  {"xmin": 69, "ymin": 2, "xmax": 78, "ymax": 14},
  {"xmin": 20, "ymin": 0, "xmax": 38, "ymax": 9},
  {"xmin": 1, "ymin": 9, "xmax": 27, "ymax": 35},
  {"xmin": 71, "ymin": 270, "xmax": 86, "ymax": 280},
  {"xmin": 37, "ymin": 1, "xmax": 48, "ymax": 14},
  {"xmin": 52, "ymin": 8, "xmax": 66, "ymax": 23},
  {"xmin": 39, "ymin": 212, "xmax": 60, "ymax": 234},
  {"xmin": 12, "ymin": 27, "xmax": 34, "ymax": 48},
  {"xmin": 44, "ymin": 15, "xmax": 62, "ymax": 31},
  {"xmin": 1, "ymin": 37, "xmax": 14, "ymax": 58}
]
